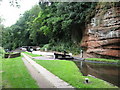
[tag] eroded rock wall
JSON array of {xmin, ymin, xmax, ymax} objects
[{"xmin": 81, "ymin": 7, "xmax": 120, "ymax": 59}]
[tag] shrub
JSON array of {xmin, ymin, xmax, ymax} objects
[
  {"xmin": 0, "ymin": 47, "xmax": 5, "ymax": 57},
  {"xmin": 41, "ymin": 42, "xmax": 82, "ymax": 55}
]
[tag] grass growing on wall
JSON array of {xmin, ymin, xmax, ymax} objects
[
  {"xmin": 34, "ymin": 60, "xmax": 117, "ymax": 88},
  {"xmin": 2, "ymin": 56, "xmax": 39, "ymax": 88}
]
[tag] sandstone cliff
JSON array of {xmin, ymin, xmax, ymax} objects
[{"xmin": 81, "ymin": 6, "xmax": 120, "ymax": 59}]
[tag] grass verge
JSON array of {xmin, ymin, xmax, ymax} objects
[
  {"xmin": 34, "ymin": 60, "xmax": 118, "ymax": 88},
  {"xmin": 0, "ymin": 57, "xmax": 2, "ymax": 89},
  {"xmin": 2, "ymin": 56, "xmax": 39, "ymax": 88},
  {"xmin": 23, "ymin": 52, "xmax": 42, "ymax": 57},
  {"xmin": 86, "ymin": 58, "xmax": 120, "ymax": 64}
]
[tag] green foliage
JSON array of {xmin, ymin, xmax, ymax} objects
[
  {"xmin": 4, "ymin": 2, "xmax": 114, "ymax": 55},
  {"xmin": 35, "ymin": 2, "xmax": 97, "ymax": 43},
  {"xmin": 2, "ymin": 5, "xmax": 49, "ymax": 50},
  {"xmin": 32, "ymin": 2, "xmax": 97, "ymax": 54},
  {"xmin": 44, "ymin": 42, "xmax": 81, "ymax": 55},
  {"xmin": 40, "ymin": 26, "xmax": 50, "ymax": 35},
  {"xmin": 0, "ymin": 47, "xmax": 5, "ymax": 57},
  {"xmin": 2, "ymin": 2, "xmax": 97, "ymax": 54},
  {"xmin": 34, "ymin": 60, "xmax": 117, "ymax": 88},
  {"xmin": 40, "ymin": 44, "xmax": 51, "ymax": 51}
]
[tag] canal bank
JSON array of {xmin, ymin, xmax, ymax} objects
[
  {"xmin": 74, "ymin": 59, "xmax": 120, "ymax": 87},
  {"xmin": 22, "ymin": 53, "xmax": 74, "ymax": 88},
  {"xmin": 23, "ymin": 52, "xmax": 118, "ymax": 88}
]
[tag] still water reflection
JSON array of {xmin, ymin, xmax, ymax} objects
[{"xmin": 74, "ymin": 61, "xmax": 120, "ymax": 87}]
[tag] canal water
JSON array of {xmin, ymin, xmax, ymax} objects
[{"xmin": 74, "ymin": 60, "xmax": 120, "ymax": 87}]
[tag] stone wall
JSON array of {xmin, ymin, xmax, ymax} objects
[{"xmin": 81, "ymin": 7, "xmax": 120, "ymax": 59}]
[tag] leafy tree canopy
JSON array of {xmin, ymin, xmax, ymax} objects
[{"xmin": 2, "ymin": 2, "xmax": 98, "ymax": 53}]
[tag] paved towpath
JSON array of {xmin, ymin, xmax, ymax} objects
[
  {"xmin": 32, "ymin": 51, "xmax": 54, "ymax": 56},
  {"xmin": 22, "ymin": 53, "xmax": 74, "ymax": 89},
  {"xmin": 32, "ymin": 56, "xmax": 55, "ymax": 60},
  {"xmin": 22, "ymin": 57, "xmax": 55, "ymax": 88},
  {"xmin": 32, "ymin": 56, "xmax": 59, "ymax": 60}
]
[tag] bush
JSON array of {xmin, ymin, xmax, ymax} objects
[
  {"xmin": 41, "ymin": 42, "xmax": 82, "ymax": 55},
  {"xmin": 0, "ymin": 47, "xmax": 5, "ymax": 57},
  {"xmin": 40, "ymin": 44, "xmax": 51, "ymax": 51}
]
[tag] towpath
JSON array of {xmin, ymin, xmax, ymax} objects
[{"xmin": 22, "ymin": 53, "xmax": 74, "ymax": 89}]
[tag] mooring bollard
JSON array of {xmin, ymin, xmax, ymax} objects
[
  {"xmin": 45, "ymin": 48, "xmax": 47, "ymax": 51},
  {"xmin": 85, "ymin": 78, "xmax": 89, "ymax": 84},
  {"xmin": 80, "ymin": 49, "xmax": 83, "ymax": 58},
  {"xmin": 69, "ymin": 53, "xmax": 72, "ymax": 56}
]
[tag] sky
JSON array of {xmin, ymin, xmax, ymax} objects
[{"xmin": 0, "ymin": 0, "xmax": 39, "ymax": 27}]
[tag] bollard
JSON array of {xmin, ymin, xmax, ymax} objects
[
  {"xmin": 69, "ymin": 53, "xmax": 72, "ymax": 56},
  {"xmin": 80, "ymin": 49, "xmax": 83, "ymax": 58},
  {"xmin": 85, "ymin": 78, "xmax": 89, "ymax": 84},
  {"xmin": 45, "ymin": 48, "xmax": 47, "ymax": 51}
]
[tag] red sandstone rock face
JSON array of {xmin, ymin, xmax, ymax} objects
[{"xmin": 81, "ymin": 7, "xmax": 120, "ymax": 59}]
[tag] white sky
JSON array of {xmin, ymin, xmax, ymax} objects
[{"xmin": 0, "ymin": 0, "xmax": 39, "ymax": 27}]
